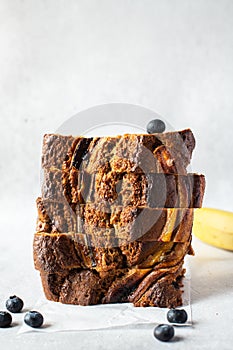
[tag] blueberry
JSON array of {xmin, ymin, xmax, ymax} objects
[
  {"xmin": 167, "ymin": 308, "xmax": 188, "ymax": 324},
  {"xmin": 146, "ymin": 119, "xmax": 166, "ymax": 134},
  {"xmin": 24, "ymin": 311, "xmax": 44, "ymax": 328},
  {"xmin": 6, "ymin": 295, "xmax": 24, "ymax": 313},
  {"xmin": 153, "ymin": 324, "xmax": 174, "ymax": 342},
  {"xmin": 0, "ymin": 311, "xmax": 12, "ymax": 328}
]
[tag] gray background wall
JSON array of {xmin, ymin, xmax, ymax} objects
[{"xmin": 0, "ymin": 0, "xmax": 233, "ymax": 211}]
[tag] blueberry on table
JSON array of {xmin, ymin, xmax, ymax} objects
[
  {"xmin": 153, "ymin": 324, "xmax": 175, "ymax": 342},
  {"xmin": 0, "ymin": 311, "xmax": 12, "ymax": 328},
  {"xmin": 167, "ymin": 308, "xmax": 188, "ymax": 324},
  {"xmin": 6, "ymin": 295, "xmax": 24, "ymax": 313},
  {"xmin": 24, "ymin": 311, "xmax": 44, "ymax": 328},
  {"xmin": 146, "ymin": 119, "xmax": 166, "ymax": 134}
]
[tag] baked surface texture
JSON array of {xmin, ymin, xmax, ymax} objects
[{"xmin": 34, "ymin": 129, "xmax": 205, "ymax": 307}]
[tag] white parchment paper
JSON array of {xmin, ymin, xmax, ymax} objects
[{"xmin": 18, "ymin": 264, "xmax": 191, "ymax": 334}]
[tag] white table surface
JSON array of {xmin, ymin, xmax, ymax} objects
[
  {"xmin": 0, "ymin": 198, "xmax": 232, "ymax": 350},
  {"xmin": 1, "ymin": 1, "xmax": 233, "ymax": 348}
]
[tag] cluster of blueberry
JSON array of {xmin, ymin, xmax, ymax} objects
[
  {"xmin": 153, "ymin": 308, "xmax": 188, "ymax": 342},
  {"xmin": 0, "ymin": 295, "xmax": 44, "ymax": 328}
]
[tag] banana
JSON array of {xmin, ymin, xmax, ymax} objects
[{"xmin": 192, "ymin": 208, "xmax": 233, "ymax": 251}]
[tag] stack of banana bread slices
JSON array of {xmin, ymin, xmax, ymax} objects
[{"xmin": 34, "ymin": 129, "xmax": 205, "ymax": 307}]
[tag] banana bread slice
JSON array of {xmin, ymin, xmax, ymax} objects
[
  {"xmin": 42, "ymin": 168, "xmax": 205, "ymax": 208},
  {"xmin": 42, "ymin": 129, "xmax": 195, "ymax": 173},
  {"xmin": 36, "ymin": 198, "xmax": 194, "ymax": 243},
  {"xmin": 33, "ymin": 232, "xmax": 192, "ymax": 273},
  {"xmin": 37, "ymin": 261, "xmax": 186, "ymax": 308}
]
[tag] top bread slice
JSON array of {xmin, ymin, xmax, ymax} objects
[{"xmin": 41, "ymin": 129, "xmax": 195, "ymax": 175}]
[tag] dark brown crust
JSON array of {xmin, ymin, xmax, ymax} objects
[
  {"xmin": 59, "ymin": 270, "xmax": 103, "ymax": 305},
  {"xmin": 42, "ymin": 134, "xmax": 76, "ymax": 170},
  {"xmin": 38, "ymin": 262, "xmax": 185, "ymax": 308},
  {"xmin": 131, "ymin": 265, "xmax": 185, "ymax": 307},
  {"xmin": 39, "ymin": 272, "xmax": 68, "ymax": 302},
  {"xmin": 33, "ymin": 233, "xmax": 82, "ymax": 273},
  {"xmin": 192, "ymin": 173, "xmax": 206, "ymax": 208}
]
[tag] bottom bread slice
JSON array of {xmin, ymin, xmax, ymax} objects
[{"xmin": 38, "ymin": 260, "xmax": 185, "ymax": 308}]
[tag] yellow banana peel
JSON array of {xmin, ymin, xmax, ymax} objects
[{"xmin": 193, "ymin": 208, "xmax": 233, "ymax": 251}]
